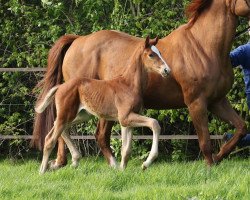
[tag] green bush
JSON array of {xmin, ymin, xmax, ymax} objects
[{"xmin": 0, "ymin": 0, "xmax": 249, "ymax": 159}]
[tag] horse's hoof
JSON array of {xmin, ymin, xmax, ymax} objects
[
  {"xmin": 48, "ymin": 160, "xmax": 65, "ymax": 170},
  {"xmin": 212, "ymin": 154, "xmax": 220, "ymax": 165}
]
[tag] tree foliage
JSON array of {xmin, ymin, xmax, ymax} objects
[{"xmin": 0, "ymin": 0, "xmax": 249, "ymax": 158}]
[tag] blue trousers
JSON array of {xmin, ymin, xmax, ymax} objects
[
  {"xmin": 247, "ymin": 94, "xmax": 250, "ymax": 109},
  {"xmin": 224, "ymin": 133, "xmax": 250, "ymax": 147}
]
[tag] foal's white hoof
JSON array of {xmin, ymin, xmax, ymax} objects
[
  {"xmin": 48, "ymin": 160, "xmax": 64, "ymax": 170},
  {"xmin": 119, "ymin": 165, "xmax": 126, "ymax": 171},
  {"xmin": 39, "ymin": 166, "xmax": 47, "ymax": 175},
  {"xmin": 111, "ymin": 164, "xmax": 119, "ymax": 170},
  {"xmin": 141, "ymin": 163, "xmax": 148, "ymax": 170},
  {"xmin": 70, "ymin": 162, "xmax": 79, "ymax": 168}
]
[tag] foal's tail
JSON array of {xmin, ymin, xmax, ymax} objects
[
  {"xmin": 32, "ymin": 34, "xmax": 80, "ymax": 150},
  {"xmin": 35, "ymin": 86, "xmax": 59, "ymax": 114}
]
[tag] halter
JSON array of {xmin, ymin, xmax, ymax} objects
[{"xmin": 235, "ymin": 26, "xmax": 250, "ymax": 38}]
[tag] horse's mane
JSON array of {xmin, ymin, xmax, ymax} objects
[{"xmin": 186, "ymin": 0, "xmax": 213, "ymax": 28}]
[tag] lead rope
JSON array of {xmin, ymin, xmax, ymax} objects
[{"xmin": 235, "ymin": 25, "xmax": 250, "ymax": 39}]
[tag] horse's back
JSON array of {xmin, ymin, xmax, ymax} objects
[
  {"xmin": 62, "ymin": 29, "xmax": 185, "ymax": 109},
  {"xmin": 62, "ymin": 30, "xmax": 143, "ymax": 81}
]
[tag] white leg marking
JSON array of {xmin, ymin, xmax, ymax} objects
[
  {"xmin": 40, "ymin": 123, "xmax": 64, "ymax": 174},
  {"xmin": 61, "ymin": 131, "xmax": 81, "ymax": 168},
  {"xmin": 124, "ymin": 113, "xmax": 160, "ymax": 169},
  {"xmin": 142, "ymin": 119, "xmax": 160, "ymax": 169},
  {"xmin": 109, "ymin": 156, "xmax": 118, "ymax": 169},
  {"xmin": 120, "ymin": 126, "xmax": 133, "ymax": 170}
]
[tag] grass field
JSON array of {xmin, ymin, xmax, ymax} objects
[{"xmin": 0, "ymin": 156, "xmax": 249, "ymax": 200}]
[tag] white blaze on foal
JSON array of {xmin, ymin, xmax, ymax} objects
[{"xmin": 151, "ymin": 45, "xmax": 171, "ymax": 75}]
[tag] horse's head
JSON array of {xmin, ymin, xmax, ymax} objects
[
  {"xmin": 227, "ymin": 0, "xmax": 250, "ymax": 18},
  {"xmin": 142, "ymin": 36, "xmax": 171, "ymax": 77}
]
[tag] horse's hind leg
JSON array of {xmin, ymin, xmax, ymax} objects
[
  {"xmin": 40, "ymin": 120, "xmax": 65, "ymax": 174},
  {"xmin": 95, "ymin": 119, "xmax": 118, "ymax": 168},
  {"xmin": 61, "ymin": 130, "xmax": 81, "ymax": 168},
  {"xmin": 120, "ymin": 113, "xmax": 160, "ymax": 169},
  {"xmin": 120, "ymin": 126, "xmax": 132, "ymax": 170},
  {"xmin": 209, "ymin": 97, "xmax": 247, "ymax": 163}
]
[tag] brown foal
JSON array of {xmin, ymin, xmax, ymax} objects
[
  {"xmin": 35, "ymin": 37, "xmax": 170, "ymax": 174},
  {"xmin": 33, "ymin": 0, "xmax": 250, "ymax": 169}
]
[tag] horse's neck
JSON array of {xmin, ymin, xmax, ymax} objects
[
  {"xmin": 189, "ymin": 0, "xmax": 237, "ymax": 59},
  {"xmin": 122, "ymin": 50, "xmax": 147, "ymax": 94}
]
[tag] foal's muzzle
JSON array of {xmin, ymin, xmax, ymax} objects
[
  {"xmin": 164, "ymin": 68, "xmax": 170, "ymax": 74},
  {"xmin": 161, "ymin": 66, "xmax": 171, "ymax": 77}
]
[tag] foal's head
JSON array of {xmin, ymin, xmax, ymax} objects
[{"xmin": 142, "ymin": 36, "xmax": 171, "ymax": 77}]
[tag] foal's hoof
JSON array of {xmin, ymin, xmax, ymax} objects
[
  {"xmin": 141, "ymin": 163, "xmax": 147, "ymax": 171},
  {"xmin": 70, "ymin": 162, "xmax": 79, "ymax": 169},
  {"xmin": 48, "ymin": 160, "xmax": 66, "ymax": 170},
  {"xmin": 39, "ymin": 166, "xmax": 47, "ymax": 175},
  {"xmin": 119, "ymin": 165, "xmax": 126, "ymax": 171}
]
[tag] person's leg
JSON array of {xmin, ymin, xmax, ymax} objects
[
  {"xmin": 224, "ymin": 133, "xmax": 250, "ymax": 147},
  {"xmin": 246, "ymin": 93, "xmax": 250, "ymax": 109}
]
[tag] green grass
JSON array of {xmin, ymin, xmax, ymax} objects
[{"xmin": 0, "ymin": 157, "xmax": 249, "ymax": 200}]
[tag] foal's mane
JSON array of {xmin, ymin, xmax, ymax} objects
[
  {"xmin": 123, "ymin": 42, "xmax": 145, "ymax": 76},
  {"xmin": 186, "ymin": 0, "xmax": 213, "ymax": 28}
]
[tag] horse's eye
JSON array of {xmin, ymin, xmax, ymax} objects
[{"xmin": 149, "ymin": 53, "xmax": 154, "ymax": 58}]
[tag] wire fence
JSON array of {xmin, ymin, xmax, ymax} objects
[{"xmin": 0, "ymin": 68, "xmax": 224, "ymax": 141}]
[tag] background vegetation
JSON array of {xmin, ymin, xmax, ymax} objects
[{"xmin": 0, "ymin": 0, "xmax": 249, "ymax": 159}]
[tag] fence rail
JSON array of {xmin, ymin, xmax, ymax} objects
[
  {"xmin": 0, "ymin": 68, "xmax": 46, "ymax": 72},
  {"xmin": 0, "ymin": 68, "xmax": 224, "ymax": 141},
  {"xmin": 0, "ymin": 134, "xmax": 224, "ymax": 140}
]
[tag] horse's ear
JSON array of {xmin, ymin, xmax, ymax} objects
[
  {"xmin": 151, "ymin": 36, "xmax": 159, "ymax": 46},
  {"xmin": 145, "ymin": 36, "xmax": 150, "ymax": 48}
]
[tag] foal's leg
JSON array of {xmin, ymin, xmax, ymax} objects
[
  {"xmin": 48, "ymin": 137, "xmax": 67, "ymax": 170},
  {"xmin": 40, "ymin": 120, "xmax": 65, "ymax": 174},
  {"xmin": 61, "ymin": 130, "xmax": 81, "ymax": 168},
  {"xmin": 209, "ymin": 98, "xmax": 247, "ymax": 163},
  {"xmin": 120, "ymin": 126, "xmax": 133, "ymax": 170},
  {"xmin": 95, "ymin": 119, "xmax": 118, "ymax": 168},
  {"xmin": 120, "ymin": 113, "xmax": 160, "ymax": 169},
  {"xmin": 187, "ymin": 97, "xmax": 213, "ymax": 166}
]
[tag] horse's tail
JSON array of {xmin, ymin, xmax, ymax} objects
[
  {"xmin": 31, "ymin": 34, "xmax": 80, "ymax": 150},
  {"xmin": 35, "ymin": 86, "xmax": 59, "ymax": 114}
]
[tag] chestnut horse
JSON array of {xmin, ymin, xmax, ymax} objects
[
  {"xmin": 33, "ymin": 0, "xmax": 250, "ymax": 170},
  {"xmin": 35, "ymin": 37, "xmax": 170, "ymax": 173}
]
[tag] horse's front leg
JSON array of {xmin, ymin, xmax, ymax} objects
[
  {"xmin": 209, "ymin": 97, "xmax": 247, "ymax": 163},
  {"xmin": 95, "ymin": 119, "xmax": 118, "ymax": 168},
  {"xmin": 187, "ymin": 97, "xmax": 214, "ymax": 166}
]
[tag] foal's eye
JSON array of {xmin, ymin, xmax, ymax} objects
[{"xmin": 149, "ymin": 53, "xmax": 154, "ymax": 58}]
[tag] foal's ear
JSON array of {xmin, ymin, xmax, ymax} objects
[
  {"xmin": 151, "ymin": 36, "xmax": 159, "ymax": 46},
  {"xmin": 145, "ymin": 36, "xmax": 150, "ymax": 48}
]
